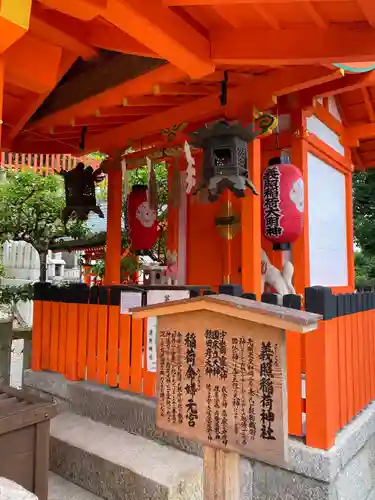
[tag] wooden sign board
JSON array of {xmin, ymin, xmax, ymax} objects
[
  {"xmin": 132, "ymin": 294, "xmax": 321, "ymax": 499},
  {"xmin": 156, "ymin": 310, "xmax": 287, "ymax": 466}
]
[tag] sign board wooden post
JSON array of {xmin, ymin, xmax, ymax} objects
[{"xmin": 132, "ymin": 294, "xmax": 321, "ymax": 500}]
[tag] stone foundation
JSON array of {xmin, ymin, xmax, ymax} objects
[{"xmin": 24, "ymin": 370, "xmax": 375, "ymax": 500}]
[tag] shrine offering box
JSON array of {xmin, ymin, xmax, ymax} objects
[
  {"xmin": 0, "ymin": 384, "xmax": 57, "ymax": 500},
  {"xmin": 132, "ymin": 294, "xmax": 320, "ymax": 467}
]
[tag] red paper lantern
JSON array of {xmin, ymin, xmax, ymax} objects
[
  {"xmin": 128, "ymin": 185, "xmax": 158, "ymax": 251},
  {"xmin": 262, "ymin": 157, "xmax": 304, "ymax": 250}
]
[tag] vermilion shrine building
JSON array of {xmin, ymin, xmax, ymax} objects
[
  {"xmin": 4, "ymin": 0, "xmax": 375, "ymax": 297},
  {"xmin": 5, "ymin": 1, "xmax": 375, "ymax": 499}
]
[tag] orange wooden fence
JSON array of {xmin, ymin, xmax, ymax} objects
[
  {"xmin": 31, "ymin": 283, "xmax": 375, "ymax": 450},
  {"xmin": 32, "ymin": 283, "xmax": 157, "ymax": 398},
  {"xmin": 286, "ymin": 287, "xmax": 375, "ymax": 449},
  {"xmin": 1, "ymin": 152, "xmax": 101, "ymax": 174}
]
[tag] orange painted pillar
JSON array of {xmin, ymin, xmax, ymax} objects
[
  {"xmin": 305, "ymin": 286, "xmax": 340, "ymax": 449},
  {"xmin": 291, "ymin": 110, "xmax": 310, "ymax": 295},
  {"xmin": 241, "ymin": 138, "xmax": 262, "ymax": 298},
  {"xmin": 104, "ymin": 166, "xmax": 122, "ymax": 284},
  {"xmin": 31, "ymin": 282, "xmax": 49, "ymax": 372}
]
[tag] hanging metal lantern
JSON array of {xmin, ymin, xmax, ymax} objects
[
  {"xmin": 60, "ymin": 162, "xmax": 105, "ymax": 223},
  {"xmin": 127, "ymin": 185, "xmax": 158, "ymax": 252},
  {"xmin": 189, "ymin": 116, "xmax": 276, "ymax": 203},
  {"xmin": 189, "ymin": 120, "xmax": 253, "ymax": 202},
  {"xmin": 262, "ymin": 155, "xmax": 304, "ymax": 250}
]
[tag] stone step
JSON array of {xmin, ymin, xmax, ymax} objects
[
  {"xmin": 24, "ymin": 370, "xmax": 201, "ymax": 456},
  {"xmin": 48, "ymin": 472, "xmax": 101, "ymax": 500},
  {"xmin": 49, "ymin": 412, "xmax": 203, "ymax": 500}
]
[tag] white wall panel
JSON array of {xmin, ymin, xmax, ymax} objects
[{"xmin": 308, "ymin": 153, "xmax": 348, "ymax": 286}]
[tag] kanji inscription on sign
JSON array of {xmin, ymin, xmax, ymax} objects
[{"xmin": 156, "ymin": 310, "xmax": 287, "ymax": 465}]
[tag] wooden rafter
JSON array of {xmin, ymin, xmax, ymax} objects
[
  {"xmin": 202, "ymin": 71, "xmax": 255, "ymax": 85},
  {"xmin": 8, "ymin": 53, "xmax": 78, "ymax": 142},
  {"xmin": 303, "ymin": 3, "xmax": 328, "ymax": 28},
  {"xmin": 295, "ymin": 71, "xmax": 375, "ymax": 102},
  {"xmin": 11, "ymin": 139, "xmax": 84, "ymax": 154},
  {"xmin": 343, "ymin": 122, "xmax": 375, "ymax": 147},
  {"xmin": 211, "ymin": 5, "xmax": 242, "ymax": 28},
  {"xmin": 87, "ymin": 23, "xmax": 159, "ymax": 58},
  {"xmin": 50, "ymin": 121, "xmax": 131, "ymax": 133},
  {"xmin": 335, "ymin": 94, "xmax": 348, "ymax": 127},
  {"xmin": 252, "ymin": 4, "xmax": 280, "ymax": 29},
  {"xmin": 38, "ymin": 0, "xmax": 107, "ymax": 22},
  {"xmin": 352, "ymin": 148, "xmax": 364, "ymax": 170},
  {"xmin": 0, "ymin": 0, "xmax": 32, "ymax": 54},
  {"xmin": 164, "ymin": 0, "xmax": 354, "ymax": 4},
  {"xmin": 4, "ymin": 33, "xmax": 63, "ymax": 93},
  {"xmin": 362, "ymin": 88, "xmax": 375, "ymax": 122},
  {"xmin": 103, "ymin": 0, "xmax": 215, "ymax": 78},
  {"xmin": 29, "ymin": 64, "xmax": 185, "ymax": 130},
  {"xmin": 29, "ymin": 9, "xmax": 97, "ymax": 60},
  {"xmin": 210, "ymin": 24, "xmax": 375, "ymax": 65},
  {"xmin": 32, "ymin": 54, "xmax": 165, "ymax": 122},
  {"xmin": 122, "ymin": 95, "xmax": 195, "ymax": 106},
  {"xmin": 85, "ymin": 66, "xmax": 342, "ymax": 151},
  {"xmin": 356, "ymin": 0, "xmax": 375, "ymax": 28},
  {"xmin": 95, "ymin": 106, "xmax": 177, "ymax": 117},
  {"xmin": 153, "ymin": 83, "xmax": 216, "ymax": 95}
]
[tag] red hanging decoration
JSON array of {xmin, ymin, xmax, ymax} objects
[
  {"xmin": 128, "ymin": 185, "xmax": 158, "ymax": 251},
  {"xmin": 262, "ymin": 156, "xmax": 304, "ymax": 250}
]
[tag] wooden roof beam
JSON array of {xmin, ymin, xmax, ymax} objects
[
  {"xmin": 38, "ymin": 0, "xmax": 107, "ymax": 22},
  {"xmin": 49, "ymin": 123, "xmax": 128, "ymax": 134},
  {"xmin": 29, "ymin": 6, "xmax": 97, "ymax": 60},
  {"xmin": 0, "ymin": 0, "xmax": 32, "ymax": 53},
  {"xmin": 152, "ymin": 83, "xmax": 216, "ymax": 95},
  {"xmin": 352, "ymin": 148, "xmax": 365, "ymax": 170},
  {"xmin": 252, "ymin": 5, "xmax": 280, "ymax": 29},
  {"xmin": 103, "ymin": 0, "xmax": 215, "ymax": 78},
  {"xmin": 357, "ymin": 0, "xmax": 375, "ymax": 28},
  {"xmin": 86, "ymin": 66, "xmax": 342, "ymax": 152},
  {"xmin": 211, "ymin": 24, "xmax": 375, "ymax": 65},
  {"xmin": 293, "ymin": 71, "xmax": 375, "ymax": 104},
  {"xmin": 165, "ymin": 0, "xmax": 353, "ymax": 4},
  {"xmin": 87, "ymin": 23, "xmax": 159, "ymax": 58},
  {"xmin": 122, "ymin": 95, "xmax": 194, "ymax": 106},
  {"xmin": 343, "ymin": 122, "xmax": 375, "ymax": 147},
  {"xmin": 96, "ymin": 106, "xmax": 178, "ymax": 117},
  {"xmin": 11, "ymin": 139, "xmax": 83, "ymax": 155},
  {"xmin": 303, "ymin": 3, "xmax": 328, "ymax": 28},
  {"xmin": 362, "ymin": 88, "xmax": 375, "ymax": 122},
  {"xmin": 29, "ymin": 64, "xmax": 185, "ymax": 130},
  {"xmin": 4, "ymin": 34, "xmax": 63, "ymax": 93},
  {"xmin": 8, "ymin": 53, "xmax": 78, "ymax": 142}
]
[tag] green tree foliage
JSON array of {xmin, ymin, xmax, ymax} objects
[
  {"xmin": 353, "ymin": 170, "xmax": 375, "ymax": 253},
  {"xmin": 354, "ymin": 251, "xmax": 375, "ymax": 287},
  {"xmin": 353, "ymin": 170, "xmax": 375, "ymax": 285},
  {"xmin": 0, "ymin": 169, "xmax": 88, "ymax": 281}
]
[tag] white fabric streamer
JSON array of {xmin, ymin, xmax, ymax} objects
[
  {"xmin": 121, "ymin": 158, "xmax": 128, "ymax": 199},
  {"xmin": 184, "ymin": 141, "xmax": 196, "ymax": 194}
]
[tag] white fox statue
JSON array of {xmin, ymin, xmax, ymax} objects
[{"xmin": 261, "ymin": 249, "xmax": 296, "ymax": 296}]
